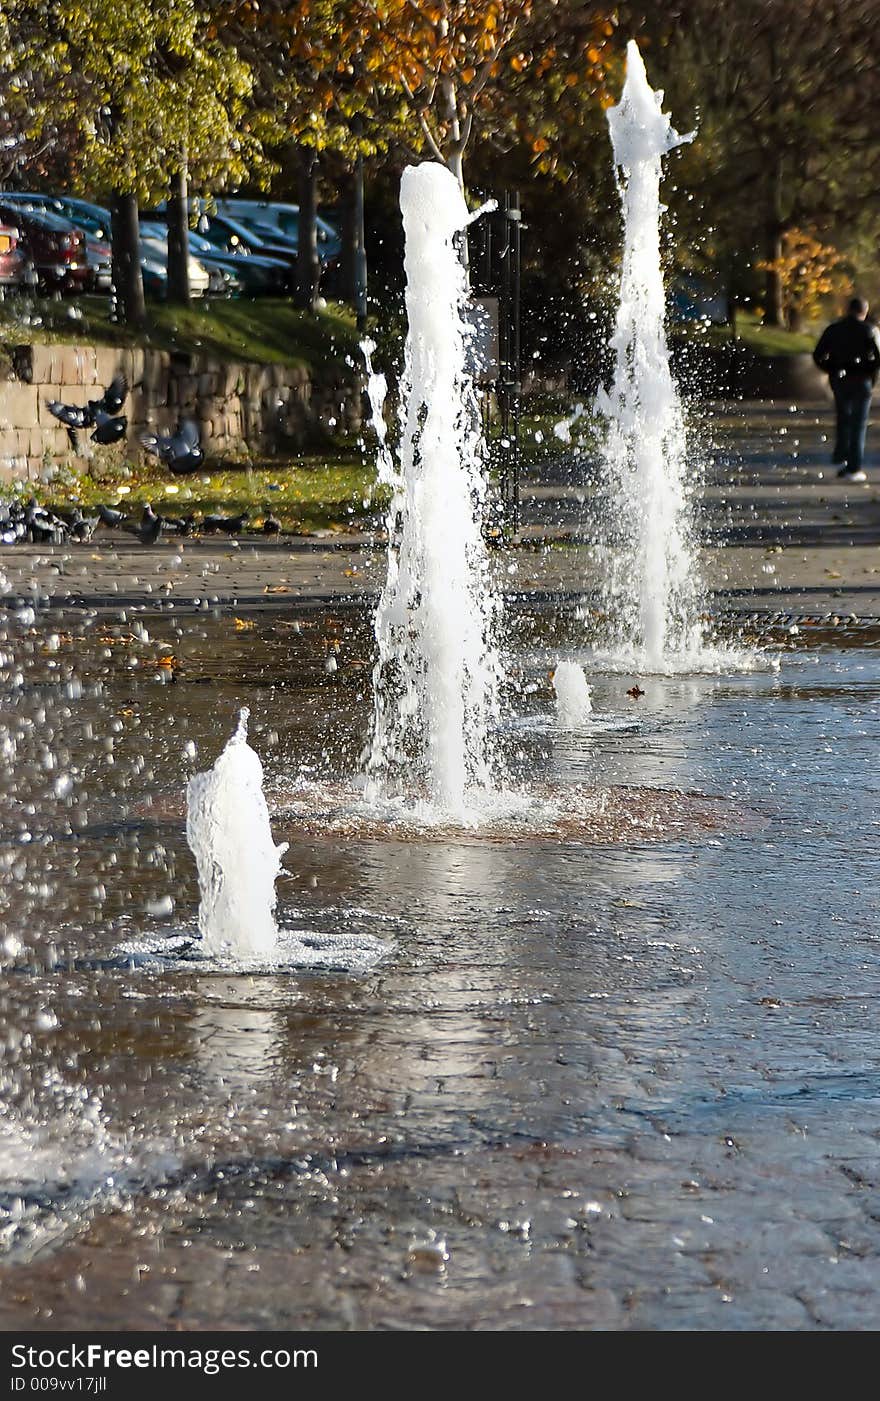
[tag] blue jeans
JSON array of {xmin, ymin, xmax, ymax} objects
[{"xmin": 833, "ymin": 378, "xmax": 873, "ymax": 472}]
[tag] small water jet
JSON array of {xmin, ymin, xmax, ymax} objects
[
  {"xmin": 596, "ymin": 41, "xmax": 700, "ymax": 670},
  {"xmin": 553, "ymin": 661, "xmax": 593, "ymax": 728},
  {"xmin": 364, "ymin": 163, "xmax": 502, "ymax": 820},
  {"xmin": 186, "ymin": 708, "xmax": 287, "ymax": 960}
]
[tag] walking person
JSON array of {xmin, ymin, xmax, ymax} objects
[{"xmin": 813, "ymin": 296, "xmax": 880, "ymax": 482}]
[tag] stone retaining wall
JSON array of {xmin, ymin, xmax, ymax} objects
[{"xmin": 0, "ymin": 342, "xmax": 362, "ymax": 482}]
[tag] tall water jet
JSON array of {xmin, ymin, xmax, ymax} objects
[
  {"xmin": 597, "ymin": 41, "xmax": 700, "ymax": 670},
  {"xmin": 186, "ymin": 709, "xmax": 287, "ymax": 959},
  {"xmin": 364, "ymin": 163, "xmax": 502, "ymax": 817}
]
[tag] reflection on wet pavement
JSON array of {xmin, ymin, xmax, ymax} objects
[{"xmin": 1, "ymin": 607, "xmax": 880, "ymax": 1329}]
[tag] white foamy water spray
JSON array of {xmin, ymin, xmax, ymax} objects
[
  {"xmin": 360, "ymin": 338, "xmax": 395, "ymax": 489},
  {"xmin": 364, "ymin": 163, "xmax": 502, "ymax": 818},
  {"xmin": 186, "ymin": 708, "xmax": 287, "ymax": 958},
  {"xmin": 553, "ymin": 661, "xmax": 592, "ymax": 728},
  {"xmin": 597, "ymin": 41, "xmax": 700, "ymax": 670}
]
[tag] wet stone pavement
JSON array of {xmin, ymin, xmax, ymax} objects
[
  {"xmin": 2, "ymin": 405, "xmax": 880, "ymax": 1330},
  {"xmin": 0, "ymin": 604, "xmax": 879, "ymax": 1330}
]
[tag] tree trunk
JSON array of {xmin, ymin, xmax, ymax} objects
[
  {"xmin": 446, "ymin": 146, "xmax": 464, "ymax": 189},
  {"xmin": 762, "ymin": 45, "xmax": 785, "ymax": 329},
  {"xmin": 111, "ymin": 192, "xmax": 145, "ymax": 326},
  {"xmin": 340, "ymin": 167, "xmax": 357, "ymax": 306},
  {"xmin": 295, "ymin": 152, "xmax": 320, "ymax": 312},
  {"xmin": 166, "ymin": 162, "xmax": 191, "ymax": 306},
  {"xmin": 763, "ymin": 223, "xmax": 785, "ymax": 327},
  {"xmin": 353, "ymin": 155, "xmax": 367, "ymax": 331}
]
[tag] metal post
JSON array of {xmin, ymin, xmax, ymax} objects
[
  {"xmin": 496, "ymin": 192, "xmax": 522, "ymax": 536},
  {"xmin": 510, "ymin": 190, "xmax": 521, "ymax": 534},
  {"xmin": 499, "ymin": 192, "xmax": 512, "ymax": 527}
]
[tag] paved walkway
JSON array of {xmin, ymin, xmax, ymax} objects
[{"xmin": 3, "ymin": 402, "xmax": 880, "ymax": 620}]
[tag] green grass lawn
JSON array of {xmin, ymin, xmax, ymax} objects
[
  {"xmin": 31, "ymin": 451, "xmax": 385, "ymax": 535},
  {"xmin": 0, "ymin": 295, "xmax": 359, "ymax": 370},
  {"xmin": 685, "ymin": 308, "xmax": 816, "ymax": 356},
  {"xmin": 1, "ymin": 294, "xmax": 376, "ymax": 531}
]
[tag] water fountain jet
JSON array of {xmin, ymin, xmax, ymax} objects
[
  {"xmin": 596, "ymin": 40, "xmax": 700, "ymax": 671},
  {"xmin": 553, "ymin": 661, "xmax": 592, "ymax": 728},
  {"xmin": 186, "ymin": 708, "xmax": 287, "ymax": 959},
  {"xmin": 364, "ymin": 163, "xmax": 502, "ymax": 820}
]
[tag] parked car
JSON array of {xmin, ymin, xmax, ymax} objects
[
  {"xmin": 1, "ymin": 194, "xmax": 115, "ymax": 291},
  {"xmin": 0, "ymin": 193, "xmax": 112, "ymax": 243},
  {"xmin": 140, "ymin": 254, "xmax": 171, "ymax": 300},
  {"xmin": 212, "ymin": 199, "xmax": 341, "ymax": 261},
  {"xmin": 184, "ymin": 227, "xmax": 292, "ymax": 296},
  {"xmin": 83, "ymin": 237, "xmax": 112, "ymax": 292},
  {"xmin": 0, "ymin": 202, "xmax": 88, "ymax": 292},
  {"xmin": 0, "ymin": 221, "xmax": 27, "ymax": 291},
  {"xmin": 206, "ymin": 208, "xmax": 343, "ymax": 297},
  {"xmin": 193, "ymin": 213, "xmax": 299, "ymax": 272},
  {"xmin": 139, "ymin": 222, "xmax": 212, "ymax": 298}
]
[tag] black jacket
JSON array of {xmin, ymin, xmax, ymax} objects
[{"xmin": 813, "ymin": 315, "xmax": 880, "ymax": 384}]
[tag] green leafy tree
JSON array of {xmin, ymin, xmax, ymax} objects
[{"xmin": 3, "ymin": 0, "xmax": 267, "ymax": 318}]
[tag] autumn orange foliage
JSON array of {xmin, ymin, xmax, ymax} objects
[{"xmin": 757, "ymin": 228, "xmax": 848, "ymax": 330}]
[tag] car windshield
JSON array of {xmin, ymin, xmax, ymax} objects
[
  {"xmin": 205, "ymin": 216, "xmax": 265, "ymax": 251},
  {"xmin": 0, "ymin": 206, "xmax": 75, "ymax": 234},
  {"xmin": 276, "ymin": 213, "xmax": 299, "ymax": 238},
  {"xmin": 51, "ymin": 201, "xmax": 110, "ymax": 237},
  {"xmin": 0, "ymin": 194, "xmax": 110, "ymax": 236},
  {"xmin": 249, "ymin": 222, "xmax": 295, "ymax": 245}
]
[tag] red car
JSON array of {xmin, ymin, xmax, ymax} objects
[
  {"xmin": 0, "ymin": 201, "xmax": 88, "ymax": 293},
  {"xmin": 0, "ymin": 221, "xmax": 26, "ymax": 290}
]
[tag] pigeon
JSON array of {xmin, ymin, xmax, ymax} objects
[
  {"xmin": 48, "ymin": 374, "xmax": 128, "ymax": 450},
  {"xmin": 122, "ymin": 502, "xmax": 162, "ymax": 546},
  {"xmin": 68, "ymin": 509, "xmax": 99, "ymax": 542},
  {"xmin": 140, "ymin": 419, "xmax": 203, "ymax": 473},
  {"xmin": 0, "ymin": 501, "xmax": 25, "ymax": 544},
  {"xmin": 97, "ymin": 502, "xmax": 128, "ymax": 529},
  {"xmin": 97, "ymin": 374, "xmax": 127, "ymax": 416},
  {"xmin": 90, "ymin": 409, "xmax": 128, "ymax": 447},
  {"xmin": 23, "ymin": 498, "xmax": 67, "ymax": 544},
  {"xmin": 262, "ymin": 506, "xmax": 281, "ymax": 536},
  {"xmin": 201, "ymin": 510, "xmax": 248, "ymax": 536},
  {"xmin": 159, "ymin": 512, "xmax": 196, "ymax": 537}
]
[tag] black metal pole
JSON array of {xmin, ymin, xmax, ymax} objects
[
  {"xmin": 510, "ymin": 190, "xmax": 522, "ymax": 534},
  {"xmin": 499, "ymin": 192, "xmax": 512, "ymax": 524}
]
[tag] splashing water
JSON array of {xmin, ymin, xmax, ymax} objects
[
  {"xmin": 360, "ymin": 338, "xmax": 395, "ymax": 490},
  {"xmin": 596, "ymin": 41, "xmax": 700, "ymax": 671},
  {"xmin": 553, "ymin": 661, "xmax": 593, "ymax": 728},
  {"xmin": 186, "ymin": 708, "xmax": 287, "ymax": 958},
  {"xmin": 364, "ymin": 163, "xmax": 502, "ymax": 819}
]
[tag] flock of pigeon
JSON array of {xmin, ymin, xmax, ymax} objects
[
  {"xmin": 0, "ymin": 495, "xmax": 276, "ymax": 546},
  {"xmin": 47, "ymin": 373, "xmax": 206, "ymax": 473},
  {"xmin": 0, "ymin": 373, "xmax": 283, "ymax": 546}
]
